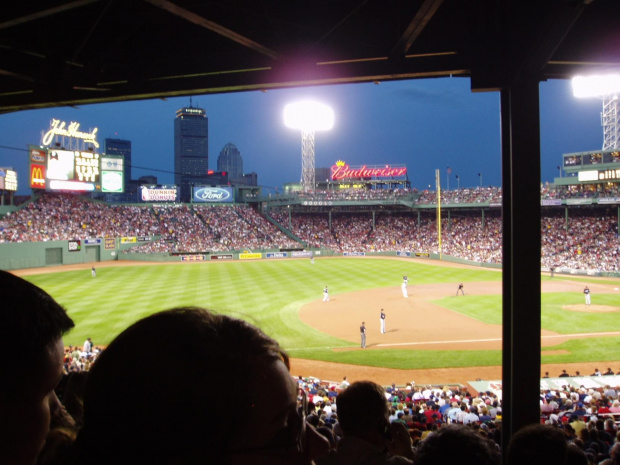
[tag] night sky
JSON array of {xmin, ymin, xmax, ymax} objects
[{"xmin": 0, "ymin": 77, "xmax": 605, "ymax": 195}]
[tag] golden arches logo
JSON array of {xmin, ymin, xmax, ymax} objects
[{"xmin": 30, "ymin": 165, "xmax": 45, "ymax": 188}]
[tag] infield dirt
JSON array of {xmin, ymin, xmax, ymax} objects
[{"xmin": 14, "ymin": 259, "xmax": 620, "ymax": 388}]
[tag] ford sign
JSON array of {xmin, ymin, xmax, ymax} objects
[{"xmin": 193, "ymin": 187, "xmax": 232, "ymax": 203}]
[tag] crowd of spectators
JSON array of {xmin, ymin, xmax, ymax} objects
[
  {"xmin": 416, "ymin": 186, "xmax": 502, "ymax": 205},
  {"xmin": 4, "ymin": 265, "xmax": 620, "ymax": 464},
  {"xmin": 541, "ymin": 212, "xmax": 620, "ymax": 272},
  {"xmin": 0, "ymin": 194, "xmax": 157, "ymax": 242},
  {"xmin": 272, "ymin": 184, "xmax": 620, "ymax": 204},
  {"xmin": 295, "ymin": 188, "xmax": 419, "ymax": 202},
  {"xmin": 1, "ymin": 192, "xmax": 618, "ymax": 272},
  {"xmin": 542, "ymin": 184, "xmax": 620, "ymax": 200},
  {"xmin": 0, "ymin": 194, "xmax": 299, "ymax": 253},
  {"xmin": 269, "ymin": 209, "xmax": 617, "ymax": 271}
]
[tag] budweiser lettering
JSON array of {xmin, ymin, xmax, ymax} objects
[{"xmin": 331, "ymin": 163, "xmax": 407, "ymax": 180}]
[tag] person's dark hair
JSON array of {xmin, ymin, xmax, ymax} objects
[
  {"xmin": 70, "ymin": 307, "xmax": 289, "ymax": 464},
  {"xmin": 565, "ymin": 443, "xmax": 588, "ymax": 465},
  {"xmin": 335, "ymin": 380, "xmax": 388, "ymax": 436},
  {"xmin": 415, "ymin": 425, "xmax": 499, "ymax": 465},
  {"xmin": 507, "ymin": 424, "xmax": 568, "ymax": 465},
  {"xmin": 316, "ymin": 426, "xmax": 336, "ymax": 450},
  {"xmin": 0, "ymin": 270, "xmax": 74, "ymax": 394},
  {"xmin": 60, "ymin": 372, "xmax": 89, "ymax": 429}
]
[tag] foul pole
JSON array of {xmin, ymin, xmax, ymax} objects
[{"xmin": 436, "ymin": 169, "xmax": 442, "ymax": 259}]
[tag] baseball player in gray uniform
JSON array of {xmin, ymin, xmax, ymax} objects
[
  {"xmin": 360, "ymin": 321, "xmax": 366, "ymax": 348},
  {"xmin": 323, "ymin": 285, "xmax": 329, "ymax": 302}
]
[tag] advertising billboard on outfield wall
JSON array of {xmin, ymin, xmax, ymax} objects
[
  {"xmin": 140, "ymin": 185, "xmax": 179, "ymax": 202},
  {"xmin": 192, "ymin": 186, "xmax": 233, "ymax": 203}
]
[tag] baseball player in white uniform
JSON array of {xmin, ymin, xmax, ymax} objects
[
  {"xmin": 380, "ymin": 309, "xmax": 386, "ymax": 334},
  {"xmin": 402, "ymin": 275, "xmax": 408, "ymax": 298},
  {"xmin": 584, "ymin": 286, "xmax": 591, "ymax": 305},
  {"xmin": 323, "ymin": 285, "xmax": 329, "ymax": 302}
]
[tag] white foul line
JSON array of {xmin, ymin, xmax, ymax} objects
[{"xmin": 374, "ymin": 331, "xmax": 620, "ymax": 348}]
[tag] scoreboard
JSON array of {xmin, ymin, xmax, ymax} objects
[
  {"xmin": 0, "ymin": 168, "xmax": 17, "ymax": 191},
  {"xmin": 29, "ymin": 146, "xmax": 124, "ymax": 193}
]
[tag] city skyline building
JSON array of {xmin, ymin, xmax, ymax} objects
[
  {"xmin": 104, "ymin": 137, "xmax": 132, "ymax": 183},
  {"xmin": 217, "ymin": 143, "xmax": 243, "ymax": 182},
  {"xmin": 174, "ymin": 103, "xmax": 208, "ymax": 202},
  {"xmin": 103, "ymin": 137, "xmax": 131, "ymax": 202}
]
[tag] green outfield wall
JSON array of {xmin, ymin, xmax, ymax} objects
[
  {"xmin": 0, "ymin": 238, "xmax": 136, "ymax": 270},
  {"xmin": 3, "ymin": 240, "xmax": 619, "ymax": 278}
]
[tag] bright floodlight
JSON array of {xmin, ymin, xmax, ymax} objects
[
  {"xmin": 283, "ymin": 100, "xmax": 334, "ymax": 131},
  {"xmin": 283, "ymin": 100, "xmax": 334, "ymax": 191},
  {"xmin": 572, "ymin": 74, "xmax": 620, "ymax": 98},
  {"xmin": 572, "ymin": 74, "xmax": 620, "ymax": 150}
]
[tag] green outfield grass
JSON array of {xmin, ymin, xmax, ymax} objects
[{"xmin": 23, "ymin": 258, "xmax": 620, "ymax": 370}]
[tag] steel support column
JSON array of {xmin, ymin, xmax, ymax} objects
[{"xmin": 500, "ymin": 79, "xmax": 542, "ymax": 454}]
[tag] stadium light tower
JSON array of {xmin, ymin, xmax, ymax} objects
[
  {"xmin": 284, "ymin": 100, "xmax": 334, "ymax": 192},
  {"xmin": 572, "ymin": 74, "xmax": 620, "ymax": 150}
]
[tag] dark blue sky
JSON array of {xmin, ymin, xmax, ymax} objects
[{"xmin": 0, "ymin": 77, "xmax": 604, "ymax": 195}]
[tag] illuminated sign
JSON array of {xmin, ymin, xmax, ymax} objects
[
  {"xmin": 337, "ymin": 183, "xmax": 366, "ymax": 189},
  {"xmin": 598, "ymin": 169, "xmax": 620, "ymax": 181},
  {"xmin": 74, "ymin": 151, "xmax": 100, "ymax": 182},
  {"xmin": 578, "ymin": 170, "xmax": 599, "ymax": 182},
  {"xmin": 140, "ymin": 185, "xmax": 179, "ymax": 202},
  {"xmin": 193, "ymin": 186, "xmax": 232, "ymax": 203},
  {"xmin": 42, "ymin": 119, "xmax": 99, "ymax": 148},
  {"xmin": 330, "ymin": 160, "xmax": 407, "ymax": 180},
  {"xmin": 49, "ymin": 180, "xmax": 96, "ymax": 191},
  {"xmin": 101, "ymin": 157, "xmax": 123, "ymax": 171},
  {"xmin": 0, "ymin": 169, "xmax": 17, "ymax": 191},
  {"xmin": 101, "ymin": 171, "xmax": 124, "ymax": 193},
  {"xmin": 47, "ymin": 150, "xmax": 75, "ymax": 180},
  {"xmin": 30, "ymin": 148, "xmax": 46, "ymax": 163},
  {"xmin": 30, "ymin": 164, "xmax": 46, "ymax": 189},
  {"xmin": 45, "ymin": 150, "xmax": 101, "ymax": 192}
]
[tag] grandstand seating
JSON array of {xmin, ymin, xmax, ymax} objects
[{"xmin": 0, "ymin": 191, "xmax": 618, "ymax": 272}]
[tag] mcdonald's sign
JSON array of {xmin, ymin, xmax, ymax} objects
[{"xmin": 30, "ymin": 164, "xmax": 46, "ymax": 189}]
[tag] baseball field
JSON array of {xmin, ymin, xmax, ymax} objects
[{"xmin": 16, "ymin": 257, "xmax": 620, "ymax": 386}]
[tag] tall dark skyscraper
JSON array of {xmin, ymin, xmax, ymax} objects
[
  {"xmin": 174, "ymin": 104, "xmax": 208, "ymax": 202},
  {"xmin": 104, "ymin": 137, "xmax": 132, "ymax": 190},
  {"xmin": 217, "ymin": 143, "xmax": 243, "ymax": 182}
]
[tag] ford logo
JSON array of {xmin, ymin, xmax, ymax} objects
[{"xmin": 194, "ymin": 188, "xmax": 231, "ymax": 202}]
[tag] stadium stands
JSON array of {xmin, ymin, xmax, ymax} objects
[{"xmin": 1, "ymin": 191, "xmax": 618, "ymax": 271}]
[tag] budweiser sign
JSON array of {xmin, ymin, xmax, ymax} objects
[{"xmin": 330, "ymin": 160, "xmax": 407, "ymax": 180}]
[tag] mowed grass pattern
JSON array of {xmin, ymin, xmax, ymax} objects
[{"xmin": 24, "ymin": 258, "xmax": 620, "ymax": 370}]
